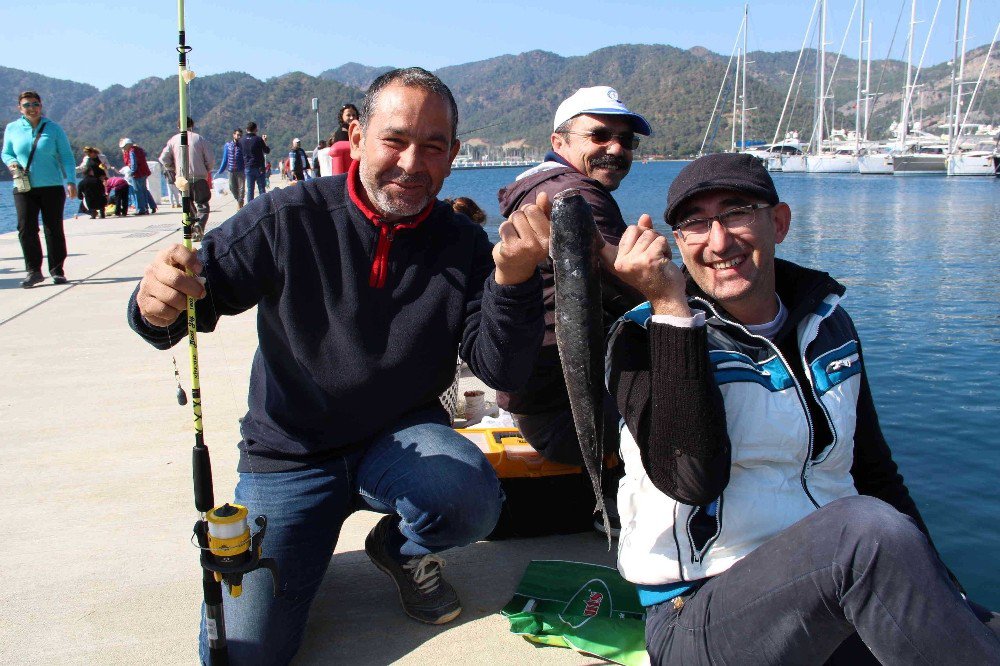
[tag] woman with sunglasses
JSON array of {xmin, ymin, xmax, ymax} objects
[{"xmin": 2, "ymin": 91, "xmax": 77, "ymax": 287}]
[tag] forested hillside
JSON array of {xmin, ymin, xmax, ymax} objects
[{"xmin": 2, "ymin": 42, "xmax": 997, "ymax": 169}]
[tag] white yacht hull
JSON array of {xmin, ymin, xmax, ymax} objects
[
  {"xmin": 781, "ymin": 155, "xmax": 807, "ymax": 172},
  {"xmin": 858, "ymin": 154, "xmax": 894, "ymax": 174},
  {"xmin": 947, "ymin": 154, "xmax": 1000, "ymax": 177},
  {"xmin": 806, "ymin": 155, "xmax": 858, "ymax": 173}
]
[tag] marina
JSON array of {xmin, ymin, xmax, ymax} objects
[
  {"xmin": 2, "ymin": 162, "xmax": 999, "ymax": 663},
  {"xmin": 2, "ymin": 0, "xmax": 999, "ymax": 659}
]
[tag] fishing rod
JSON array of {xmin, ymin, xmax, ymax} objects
[
  {"xmin": 457, "ymin": 120, "xmax": 504, "ymax": 137},
  {"xmin": 175, "ymin": 2, "xmax": 280, "ymax": 663}
]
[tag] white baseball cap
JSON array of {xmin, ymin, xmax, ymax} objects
[
  {"xmin": 553, "ymin": 86, "xmax": 652, "ymax": 135},
  {"xmin": 119, "ymin": 137, "xmax": 133, "ymax": 148},
  {"xmin": 292, "ymin": 137, "xmax": 301, "ymax": 144}
]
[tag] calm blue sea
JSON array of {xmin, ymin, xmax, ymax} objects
[{"xmin": 3, "ymin": 164, "xmax": 999, "ymax": 606}]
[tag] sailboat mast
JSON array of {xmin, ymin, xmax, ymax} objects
[
  {"xmin": 731, "ymin": 35, "xmax": 741, "ymax": 151},
  {"xmin": 956, "ymin": 0, "xmax": 972, "ymax": 145},
  {"xmin": 864, "ymin": 21, "xmax": 872, "ymax": 141},
  {"xmin": 855, "ymin": 0, "xmax": 865, "ymax": 152},
  {"xmin": 740, "ymin": 3, "xmax": 749, "ymax": 153},
  {"xmin": 901, "ymin": 0, "xmax": 916, "ymax": 150},
  {"xmin": 816, "ymin": 0, "xmax": 826, "ymax": 153},
  {"xmin": 947, "ymin": 0, "xmax": 961, "ymax": 153}
]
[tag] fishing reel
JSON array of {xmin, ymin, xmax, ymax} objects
[{"xmin": 194, "ymin": 503, "xmax": 282, "ymax": 598}]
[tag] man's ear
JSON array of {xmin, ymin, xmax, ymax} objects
[
  {"xmin": 550, "ymin": 132, "xmax": 566, "ymax": 154},
  {"xmin": 448, "ymin": 138, "xmax": 461, "ymax": 164},
  {"xmin": 349, "ymin": 120, "xmax": 363, "ymax": 160},
  {"xmin": 772, "ymin": 202, "xmax": 791, "ymax": 245}
]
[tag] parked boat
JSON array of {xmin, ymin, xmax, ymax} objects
[
  {"xmin": 894, "ymin": 144, "xmax": 948, "ymax": 174},
  {"xmin": 858, "ymin": 146, "xmax": 894, "ymax": 174},
  {"xmin": 947, "ymin": 151, "xmax": 1000, "ymax": 176}
]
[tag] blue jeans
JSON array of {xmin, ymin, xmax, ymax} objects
[
  {"xmin": 132, "ymin": 176, "xmax": 156, "ymax": 213},
  {"xmin": 245, "ymin": 167, "xmax": 267, "ymax": 201},
  {"xmin": 645, "ymin": 496, "xmax": 1000, "ymax": 665},
  {"xmin": 198, "ymin": 417, "xmax": 503, "ymax": 664}
]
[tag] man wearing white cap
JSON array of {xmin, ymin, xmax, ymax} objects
[
  {"xmin": 496, "ymin": 86, "xmax": 652, "ymax": 536},
  {"xmin": 288, "ymin": 137, "xmax": 311, "ymax": 182}
]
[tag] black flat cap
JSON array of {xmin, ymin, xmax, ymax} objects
[{"xmin": 666, "ymin": 153, "xmax": 779, "ymax": 227}]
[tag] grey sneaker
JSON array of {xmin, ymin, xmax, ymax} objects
[
  {"xmin": 21, "ymin": 271, "xmax": 44, "ymax": 288},
  {"xmin": 364, "ymin": 515, "xmax": 462, "ymax": 625},
  {"xmin": 52, "ymin": 274, "xmax": 68, "ymax": 285}
]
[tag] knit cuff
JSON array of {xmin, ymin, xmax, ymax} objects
[{"xmin": 649, "ymin": 322, "xmax": 709, "ymax": 380}]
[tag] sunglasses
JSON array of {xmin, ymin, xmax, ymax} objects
[
  {"xmin": 20, "ymin": 101, "xmax": 41, "ymax": 109},
  {"xmin": 563, "ymin": 129, "xmax": 640, "ymax": 150}
]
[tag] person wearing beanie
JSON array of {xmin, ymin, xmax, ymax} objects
[
  {"xmin": 604, "ymin": 152, "xmax": 1000, "ymax": 664},
  {"xmin": 495, "ymin": 86, "xmax": 653, "ymax": 537}
]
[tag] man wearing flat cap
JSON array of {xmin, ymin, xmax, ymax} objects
[
  {"xmin": 605, "ymin": 152, "xmax": 1000, "ymax": 664},
  {"xmin": 496, "ymin": 86, "xmax": 652, "ymax": 535}
]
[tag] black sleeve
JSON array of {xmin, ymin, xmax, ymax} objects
[
  {"xmin": 459, "ymin": 230, "xmax": 545, "ymax": 392},
  {"xmin": 607, "ymin": 317, "xmax": 731, "ymax": 505},
  {"xmin": 126, "ymin": 208, "xmax": 280, "ymax": 350}
]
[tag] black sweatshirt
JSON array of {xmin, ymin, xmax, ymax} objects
[{"xmin": 128, "ymin": 169, "xmax": 544, "ymax": 470}]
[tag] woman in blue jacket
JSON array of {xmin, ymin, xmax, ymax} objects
[{"xmin": 2, "ymin": 91, "xmax": 77, "ymax": 287}]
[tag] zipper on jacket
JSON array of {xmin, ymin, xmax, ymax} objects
[
  {"xmin": 693, "ymin": 297, "xmax": 821, "ymax": 509},
  {"xmin": 369, "ymin": 221, "xmax": 395, "ymax": 289},
  {"xmin": 686, "ymin": 501, "xmax": 723, "ymax": 564}
]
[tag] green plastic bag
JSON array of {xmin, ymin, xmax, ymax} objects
[{"xmin": 501, "ymin": 560, "xmax": 649, "ymax": 666}]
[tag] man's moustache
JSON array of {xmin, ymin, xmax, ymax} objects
[{"xmin": 589, "ymin": 156, "xmax": 628, "ymax": 170}]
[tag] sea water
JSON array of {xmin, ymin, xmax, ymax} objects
[{"xmin": 3, "ymin": 164, "xmax": 999, "ymax": 607}]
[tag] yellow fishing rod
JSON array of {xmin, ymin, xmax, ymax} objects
[{"xmin": 175, "ymin": 2, "xmax": 279, "ymax": 663}]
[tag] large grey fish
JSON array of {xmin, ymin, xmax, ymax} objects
[{"xmin": 550, "ymin": 188, "xmax": 610, "ymax": 542}]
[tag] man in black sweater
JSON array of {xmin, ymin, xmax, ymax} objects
[
  {"xmin": 239, "ymin": 121, "xmax": 270, "ymax": 202},
  {"xmin": 129, "ymin": 68, "xmax": 550, "ymax": 664}
]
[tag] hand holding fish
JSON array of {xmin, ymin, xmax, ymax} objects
[
  {"xmin": 136, "ymin": 244, "xmax": 208, "ymax": 328},
  {"xmin": 493, "ymin": 191, "xmax": 551, "ymax": 285},
  {"xmin": 613, "ymin": 215, "xmax": 692, "ymax": 317}
]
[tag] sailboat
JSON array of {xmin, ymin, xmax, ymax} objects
[
  {"xmin": 946, "ymin": 5, "xmax": 1000, "ymax": 176},
  {"xmin": 893, "ymin": 0, "xmax": 948, "ymax": 174}
]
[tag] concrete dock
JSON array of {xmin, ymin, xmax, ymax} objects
[{"xmin": 0, "ymin": 186, "xmax": 616, "ymax": 665}]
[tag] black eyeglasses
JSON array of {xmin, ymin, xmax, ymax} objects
[
  {"xmin": 20, "ymin": 101, "xmax": 41, "ymax": 109},
  {"xmin": 562, "ymin": 129, "xmax": 640, "ymax": 150},
  {"xmin": 674, "ymin": 204, "xmax": 773, "ymax": 241}
]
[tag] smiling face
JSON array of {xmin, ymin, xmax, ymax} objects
[
  {"xmin": 551, "ymin": 113, "xmax": 634, "ymax": 191},
  {"xmin": 18, "ymin": 94, "xmax": 43, "ymax": 124},
  {"xmin": 350, "ymin": 83, "xmax": 460, "ymax": 221},
  {"xmin": 341, "ymin": 106, "xmax": 358, "ymax": 126},
  {"xmin": 673, "ymin": 189, "xmax": 791, "ymax": 325}
]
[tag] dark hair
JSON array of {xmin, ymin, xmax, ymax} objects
[
  {"xmin": 360, "ymin": 68, "xmax": 458, "ymax": 141},
  {"xmin": 18, "ymin": 90, "xmax": 41, "ymax": 103},
  {"xmin": 339, "ymin": 103, "xmax": 359, "ymax": 128},
  {"xmin": 233, "ymin": 128, "xmax": 242, "ymax": 134},
  {"xmin": 446, "ymin": 196, "xmax": 487, "ymax": 225},
  {"xmin": 178, "ymin": 116, "xmax": 194, "ymax": 130},
  {"xmin": 246, "ymin": 121, "xmax": 258, "ymax": 133}
]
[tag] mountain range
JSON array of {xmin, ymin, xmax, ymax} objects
[{"xmin": 1, "ymin": 42, "xmax": 997, "ymax": 172}]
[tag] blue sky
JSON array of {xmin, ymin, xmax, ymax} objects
[{"xmin": 5, "ymin": 1, "xmax": 998, "ymax": 90}]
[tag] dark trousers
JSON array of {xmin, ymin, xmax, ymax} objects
[
  {"xmin": 189, "ymin": 178, "xmax": 212, "ymax": 228},
  {"xmin": 111, "ymin": 188, "xmax": 129, "ymax": 216},
  {"xmin": 645, "ymin": 496, "xmax": 1000, "ymax": 665},
  {"xmin": 245, "ymin": 166, "xmax": 267, "ymax": 201},
  {"xmin": 14, "ymin": 185, "xmax": 67, "ymax": 275},
  {"xmin": 79, "ymin": 178, "xmax": 106, "ymax": 217}
]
